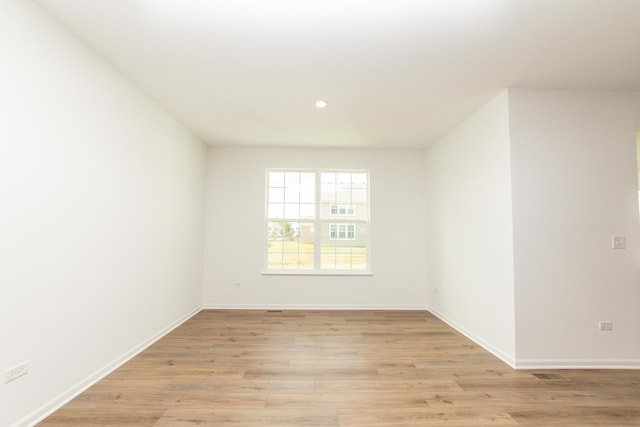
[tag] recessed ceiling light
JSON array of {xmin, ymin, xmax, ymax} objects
[{"xmin": 315, "ymin": 100, "xmax": 328, "ymax": 109}]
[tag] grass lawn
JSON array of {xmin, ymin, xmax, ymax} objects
[{"xmin": 267, "ymin": 238, "xmax": 366, "ymax": 269}]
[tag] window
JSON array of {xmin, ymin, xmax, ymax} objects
[
  {"xmin": 330, "ymin": 224, "xmax": 355, "ymax": 240},
  {"xmin": 330, "ymin": 203, "xmax": 355, "ymax": 216},
  {"xmin": 265, "ymin": 169, "xmax": 369, "ymax": 273}
]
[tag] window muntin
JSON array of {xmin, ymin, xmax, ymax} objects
[
  {"xmin": 266, "ymin": 221, "xmax": 315, "ymax": 270},
  {"xmin": 266, "ymin": 169, "xmax": 369, "ymax": 273},
  {"xmin": 267, "ymin": 171, "xmax": 315, "ymax": 220}
]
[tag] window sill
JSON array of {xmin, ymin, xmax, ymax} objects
[{"xmin": 261, "ymin": 270, "xmax": 373, "ymax": 276}]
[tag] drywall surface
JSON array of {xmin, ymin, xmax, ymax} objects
[
  {"xmin": 509, "ymin": 89, "xmax": 640, "ymax": 367},
  {"xmin": 202, "ymin": 147, "xmax": 428, "ymax": 309},
  {"xmin": 0, "ymin": 2, "xmax": 206, "ymax": 425},
  {"xmin": 425, "ymin": 91, "xmax": 516, "ymax": 365}
]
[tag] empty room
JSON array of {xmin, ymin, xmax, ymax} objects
[{"xmin": 2, "ymin": 0, "xmax": 640, "ymax": 426}]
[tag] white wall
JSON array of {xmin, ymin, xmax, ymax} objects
[
  {"xmin": 0, "ymin": 2, "xmax": 206, "ymax": 426},
  {"xmin": 424, "ymin": 91, "xmax": 516, "ymax": 365},
  {"xmin": 509, "ymin": 89, "xmax": 640, "ymax": 367},
  {"xmin": 3, "ymin": 7, "xmax": 637, "ymax": 427},
  {"xmin": 203, "ymin": 147, "xmax": 428, "ymax": 309}
]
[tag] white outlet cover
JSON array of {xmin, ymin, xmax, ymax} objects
[
  {"xmin": 612, "ymin": 236, "xmax": 626, "ymax": 249},
  {"xmin": 599, "ymin": 321, "xmax": 613, "ymax": 331},
  {"xmin": 4, "ymin": 361, "xmax": 29, "ymax": 384}
]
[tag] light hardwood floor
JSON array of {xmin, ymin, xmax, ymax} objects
[{"xmin": 40, "ymin": 310, "xmax": 640, "ymax": 426}]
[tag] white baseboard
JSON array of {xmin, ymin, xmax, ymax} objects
[
  {"xmin": 16, "ymin": 306, "xmax": 202, "ymax": 427},
  {"xmin": 426, "ymin": 306, "xmax": 517, "ymax": 368},
  {"xmin": 427, "ymin": 307, "xmax": 640, "ymax": 370},
  {"xmin": 202, "ymin": 304, "xmax": 429, "ymax": 310},
  {"xmin": 515, "ymin": 359, "xmax": 640, "ymax": 370}
]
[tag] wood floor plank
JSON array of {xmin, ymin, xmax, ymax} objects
[
  {"xmin": 508, "ymin": 406, "xmax": 640, "ymax": 426},
  {"xmin": 314, "ymin": 379, "xmax": 464, "ymax": 394},
  {"xmin": 164, "ymin": 378, "xmax": 315, "ymax": 394},
  {"xmin": 40, "ymin": 408, "xmax": 165, "ymax": 427},
  {"xmin": 38, "ymin": 310, "xmax": 640, "ymax": 426},
  {"xmin": 171, "ymin": 392, "xmax": 268, "ymax": 409},
  {"xmin": 337, "ymin": 407, "xmax": 519, "ymax": 427},
  {"xmin": 154, "ymin": 408, "xmax": 339, "ymax": 427},
  {"xmin": 266, "ymin": 392, "xmax": 430, "ymax": 409}
]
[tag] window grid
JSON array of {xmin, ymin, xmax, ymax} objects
[{"xmin": 266, "ymin": 169, "xmax": 369, "ymax": 273}]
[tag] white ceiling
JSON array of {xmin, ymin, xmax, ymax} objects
[{"xmin": 35, "ymin": 0, "xmax": 640, "ymax": 148}]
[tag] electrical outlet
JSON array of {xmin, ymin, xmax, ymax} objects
[
  {"xmin": 4, "ymin": 361, "xmax": 29, "ymax": 384},
  {"xmin": 599, "ymin": 321, "xmax": 613, "ymax": 331},
  {"xmin": 612, "ymin": 236, "xmax": 626, "ymax": 249}
]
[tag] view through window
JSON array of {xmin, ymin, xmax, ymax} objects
[{"xmin": 265, "ymin": 170, "xmax": 369, "ymax": 272}]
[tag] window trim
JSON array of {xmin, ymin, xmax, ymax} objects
[{"xmin": 264, "ymin": 168, "xmax": 371, "ymax": 275}]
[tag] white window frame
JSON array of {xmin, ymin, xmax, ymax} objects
[{"xmin": 264, "ymin": 169, "xmax": 371, "ymax": 275}]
